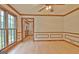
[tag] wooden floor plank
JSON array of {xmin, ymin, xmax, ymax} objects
[{"xmin": 8, "ymin": 36, "xmax": 79, "ymax": 54}]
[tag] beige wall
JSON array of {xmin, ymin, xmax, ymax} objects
[
  {"xmin": 22, "ymin": 16, "xmax": 64, "ymax": 32},
  {"xmin": 35, "ymin": 16, "xmax": 64, "ymax": 32},
  {"xmin": 64, "ymin": 10, "xmax": 79, "ymax": 33},
  {"xmin": 64, "ymin": 9, "xmax": 79, "ymax": 45},
  {"xmin": 22, "ymin": 16, "xmax": 64, "ymax": 40},
  {"xmin": 35, "ymin": 16, "xmax": 64, "ymax": 40}
]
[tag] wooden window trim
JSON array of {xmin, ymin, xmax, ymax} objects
[
  {"xmin": 0, "ymin": 6, "xmax": 18, "ymax": 51},
  {"xmin": 0, "ymin": 5, "xmax": 17, "ymax": 17}
]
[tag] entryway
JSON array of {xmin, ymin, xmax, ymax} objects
[{"xmin": 21, "ymin": 18, "xmax": 34, "ymax": 41}]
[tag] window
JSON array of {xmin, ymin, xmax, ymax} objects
[
  {"xmin": 8, "ymin": 14, "xmax": 16, "ymax": 45},
  {"xmin": 0, "ymin": 10, "xmax": 6, "ymax": 50},
  {"xmin": 0, "ymin": 8, "xmax": 17, "ymax": 50}
]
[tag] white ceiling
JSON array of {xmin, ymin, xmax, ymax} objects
[{"xmin": 10, "ymin": 4, "xmax": 79, "ymax": 15}]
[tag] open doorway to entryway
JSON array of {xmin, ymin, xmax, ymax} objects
[{"xmin": 21, "ymin": 18, "xmax": 34, "ymax": 41}]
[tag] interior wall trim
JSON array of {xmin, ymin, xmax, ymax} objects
[
  {"xmin": 35, "ymin": 32, "xmax": 79, "ymax": 35},
  {"xmin": 35, "ymin": 32, "xmax": 79, "ymax": 47},
  {"xmin": 64, "ymin": 32, "xmax": 79, "ymax": 35},
  {"xmin": 0, "ymin": 5, "xmax": 17, "ymax": 16},
  {"xmin": 36, "ymin": 34, "xmax": 49, "ymax": 38},
  {"xmin": 64, "ymin": 40, "xmax": 79, "ymax": 47},
  {"xmin": 35, "ymin": 32, "xmax": 64, "ymax": 39},
  {"xmin": 50, "ymin": 34, "xmax": 63, "ymax": 38},
  {"xmin": 34, "ymin": 32, "xmax": 79, "ymax": 39},
  {"xmin": 65, "ymin": 34, "xmax": 79, "ymax": 38},
  {"xmin": 34, "ymin": 32, "xmax": 65, "ymax": 33},
  {"xmin": 21, "ymin": 17, "xmax": 34, "ymax": 41},
  {"xmin": 65, "ymin": 34, "xmax": 79, "ymax": 46},
  {"xmin": 7, "ymin": 4, "xmax": 79, "ymax": 16},
  {"xmin": 20, "ymin": 14, "xmax": 64, "ymax": 16},
  {"xmin": 64, "ymin": 7, "xmax": 79, "ymax": 16},
  {"xmin": 7, "ymin": 4, "xmax": 21, "ymax": 15}
]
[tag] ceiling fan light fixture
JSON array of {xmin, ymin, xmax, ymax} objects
[
  {"xmin": 46, "ymin": 5, "xmax": 51, "ymax": 10},
  {"xmin": 48, "ymin": 6, "xmax": 51, "ymax": 9},
  {"xmin": 46, "ymin": 6, "xmax": 49, "ymax": 10}
]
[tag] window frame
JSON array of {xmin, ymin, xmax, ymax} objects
[
  {"xmin": 0, "ymin": 9, "xmax": 6, "ymax": 50},
  {"xmin": 8, "ymin": 13, "xmax": 17, "ymax": 45},
  {"xmin": 0, "ymin": 6, "xmax": 17, "ymax": 51}
]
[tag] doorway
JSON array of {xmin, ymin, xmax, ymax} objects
[{"xmin": 21, "ymin": 18, "xmax": 34, "ymax": 41}]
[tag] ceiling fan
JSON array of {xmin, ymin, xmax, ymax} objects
[{"xmin": 38, "ymin": 4, "xmax": 64, "ymax": 12}]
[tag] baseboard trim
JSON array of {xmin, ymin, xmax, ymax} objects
[{"xmin": 64, "ymin": 40, "xmax": 79, "ymax": 47}]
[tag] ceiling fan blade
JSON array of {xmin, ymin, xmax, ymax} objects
[
  {"xmin": 38, "ymin": 4, "xmax": 64, "ymax": 12},
  {"xmin": 38, "ymin": 6, "xmax": 46, "ymax": 12}
]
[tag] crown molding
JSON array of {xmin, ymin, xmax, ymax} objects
[
  {"xmin": 7, "ymin": 4, "xmax": 79, "ymax": 16},
  {"xmin": 20, "ymin": 14, "xmax": 64, "ymax": 16},
  {"xmin": 7, "ymin": 4, "xmax": 21, "ymax": 15},
  {"xmin": 64, "ymin": 7, "xmax": 79, "ymax": 16}
]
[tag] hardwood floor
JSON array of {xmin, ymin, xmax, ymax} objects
[{"xmin": 8, "ymin": 36, "xmax": 79, "ymax": 54}]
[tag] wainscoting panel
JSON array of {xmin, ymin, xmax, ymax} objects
[
  {"xmin": 36, "ymin": 34, "xmax": 49, "ymax": 38},
  {"xmin": 50, "ymin": 34, "xmax": 63, "ymax": 38},
  {"xmin": 17, "ymin": 32, "xmax": 22, "ymax": 41},
  {"xmin": 65, "ymin": 33, "xmax": 79, "ymax": 46},
  {"xmin": 34, "ymin": 32, "xmax": 64, "ymax": 40},
  {"xmin": 34, "ymin": 32, "xmax": 79, "ymax": 46}
]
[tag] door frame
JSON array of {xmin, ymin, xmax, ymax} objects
[{"xmin": 21, "ymin": 18, "xmax": 34, "ymax": 41}]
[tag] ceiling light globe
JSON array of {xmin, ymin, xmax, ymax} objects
[{"xmin": 48, "ymin": 6, "xmax": 51, "ymax": 9}]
